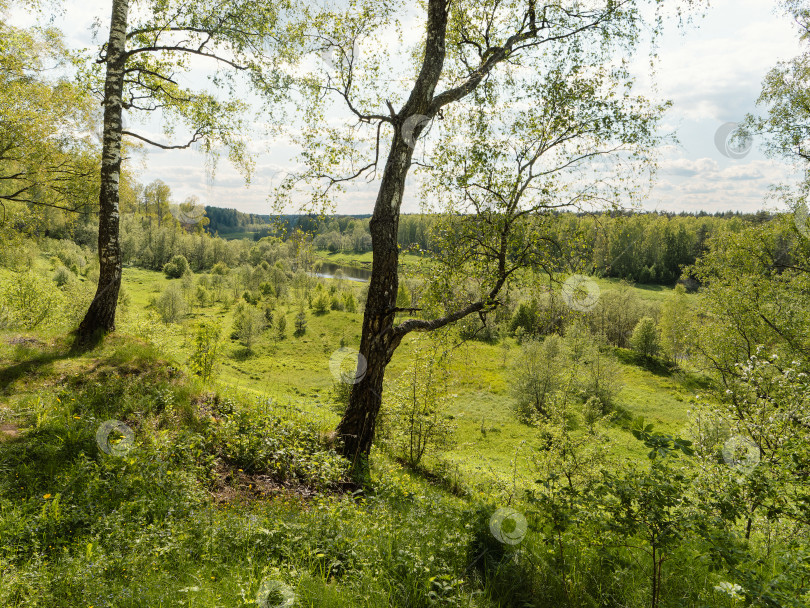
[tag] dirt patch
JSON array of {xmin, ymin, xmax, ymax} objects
[
  {"xmin": 0, "ymin": 422, "xmax": 21, "ymax": 442},
  {"xmin": 210, "ymin": 466, "xmax": 319, "ymax": 505},
  {"xmin": 209, "ymin": 465, "xmax": 360, "ymax": 506},
  {"xmin": 192, "ymin": 391, "xmax": 221, "ymax": 419},
  {"xmin": 7, "ymin": 336, "xmax": 45, "ymax": 348}
]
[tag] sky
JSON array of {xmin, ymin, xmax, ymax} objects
[
  {"xmin": 643, "ymin": 0, "xmax": 801, "ymax": 214},
  {"xmin": 12, "ymin": 0, "xmax": 805, "ymax": 216}
]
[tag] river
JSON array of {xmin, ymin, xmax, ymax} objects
[{"xmin": 312, "ymin": 262, "xmax": 372, "ymax": 283}]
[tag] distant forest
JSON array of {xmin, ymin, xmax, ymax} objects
[{"xmin": 203, "ymin": 206, "xmax": 779, "ymax": 285}]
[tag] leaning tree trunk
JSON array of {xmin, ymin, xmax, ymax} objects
[
  {"xmin": 336, "ymin": 0, "xmax": 448, "ymax": 465},
  {"xmin": 76, "ymin": 0, "xmax": 129, "ymax": 342},
  {"xmin": 335, "ymin": 138, "xmax": 412, "ymax": 464}
]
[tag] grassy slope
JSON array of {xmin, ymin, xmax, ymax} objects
[
  {"xmin": 6, "ymin": 259, "xmax": 703, "ymax": 470},
  {"xmin": 120, "ymin": 266, "xmax": 704, "ymax": 477},
  {"xmin": 0, "ymin": 335, "xmax": 493, "ymax": 607},
  {"xmin": 0, "ymin": 263, "xmax": 732, "ymax": 608}
]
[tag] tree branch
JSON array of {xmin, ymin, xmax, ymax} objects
[
  {"xmin": 126, "ymin": 45, "xmax": 248, "ymax": 70},
  {"xmin": 122, "ymin": 129, "xmax": 203, "ymax": 149}
]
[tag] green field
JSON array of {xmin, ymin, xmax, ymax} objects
[
  {"xmin": 117, "ymin": 265, "xmax": 703, "ymax": 481},
  {"xmin": 2, "ymin": 260, "xmax": 704, "ymax": 475},
  {"xmin": 0, "ymin": 252, "xmax": 781, "ymax": 608}
]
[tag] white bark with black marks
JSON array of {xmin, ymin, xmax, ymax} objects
[{"xmin": 77, "ymin": 0, "xmax": 129, "ymax": 341}]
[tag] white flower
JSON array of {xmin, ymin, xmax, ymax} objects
[{"xmin": 714, "ymin": 581, "xmax": 744, "ymax": 601}]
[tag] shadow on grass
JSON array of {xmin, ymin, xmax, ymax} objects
[
  {"xmin": 231, "ymin": 346, "xmax": 254, "ymax": 361},
  {"xmin": 614, "ymin": 348, "xmax": 674, "ymax": 377},
  {"xmin": 0, "ymin": 341, "xmax": 76, "ymax": 396},
  {"xmin": 466, "ymin": 506, "xmax": 567, "ymax": 608},
  {"xmin": 633, "ymin": 282, "xmax": 672, "ymax": 293},
  {"xmin": 608, "ymin": 403, "xmax": 635, "ymax": 426},
  {"xmin": 0, "ymin": 330, "xmax": 141, "ymax": 396},
  {"xmin": 392, "ymin": 457, "xmax": 470, "ymax": 499},
  {"xmin": 671, "ymin": 369, "xmax": 714, "ymax": 391}
]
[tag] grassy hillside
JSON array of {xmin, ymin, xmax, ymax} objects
[
  {"xmin": 115, "ymin": 266, "xmax": 703, "ymax": 477},
  {"xmin": 0, "ymin": 259, "xmax": 755, "ymax": 608},
  {"xmin": 0, "ymin": 335, "xmax": 483, "ymax": 607},
  {"xmin": 0, "ymin": 329, "xmax": 732, "ymax": 608}
]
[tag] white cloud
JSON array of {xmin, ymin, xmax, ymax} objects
[{"xmin": 662, "ymin": 158, "xmax": 721, "ymax": 176}]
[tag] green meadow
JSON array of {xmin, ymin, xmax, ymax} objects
[{"xmin": 1, "ymin": 222, "xmax": 805, "ymax": 608}]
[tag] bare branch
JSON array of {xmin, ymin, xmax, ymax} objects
[
  {"xmin": 126, "ymin": 45, "xmax": 248, "ymax": 70},
  {"xmin": 122, "ymin": 129, "xmax": 203, "ymax": 149}
]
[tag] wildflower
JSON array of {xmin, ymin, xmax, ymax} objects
[
  {"xmin": 714, "ymin": 582, "xmax": 744, "ymax": 601},
  {"xmin": 43, "ymin": 494, "xmax": 52, "ymax": 499}
]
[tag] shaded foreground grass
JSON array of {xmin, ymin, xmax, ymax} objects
[{"xmin": 0, "ymin": 334, "xmax": 750, "ymax": 608}]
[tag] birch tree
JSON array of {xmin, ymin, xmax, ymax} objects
[
  {"xmin": 280, "ymin": 0, "xmax": 703, "ymax": 466},
  {"xmin": 0, "ymin": 21, "xmax": 98, "ymax": 219},
  {"xmin": 76, "ymin": 0, "xmax": 299, "ymax": 342}
]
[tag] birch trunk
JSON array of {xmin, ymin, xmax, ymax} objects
[
  {"xmin": 336, "ymin": 0, "xmax": 448, "ymax": 463},
  {"xmin": 77, "ymin": 0, "xmax": 129, "ymax": 342}
]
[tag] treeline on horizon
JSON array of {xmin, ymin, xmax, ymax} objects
[
  {"xmin": 205, "ymin": 205, "xmax": 780, "ymax": 285},
  {"xmin": 7, "ymin": 175, "xmax": 784, "ymax": 288}
]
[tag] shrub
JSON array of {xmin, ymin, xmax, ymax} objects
[
  {"xmin": 659, "ymin": 284, "xmax": 690, "ymax": 364},
  {"xmin": 591, "ymin": 283, "xmax": 648, "ymax": 348},
  {"xmin": 155, "ymin": 283, "xmax": 187, "ymax": 323},
  {"xmin": 294, "ymin": 309, "xmax": 307, "ymax": 336},
  {"xmin": 330, "ymin": 294, "xmax": 344, "ymax": 311},
  {"xmin": 565, "ymin": 322, "xmax": 621, "ymax": 408},
  {"xmin": 380, "ymin": 337, "xmax": 455, "ymax": 467},
  {"xmin": 343, "ymin": 292, "xmax": 357, "ymax": 313},
  {"xmin": 211, "ymin": 261, "xmax": 229, "ymax": 275},
  {"xmin": 162, "ymin": 254, "xmax": 190, "ymax": 279},
  {"xmin": 509, "ymin": 299, "xmax": 539, "ymax": 336},
  {"xmin": 51, "ymin": 239, "xmax": 87, "ymax": 272},
  {"xmin": 0, "ymin": 271, "xmax": 63, "ymax": 329},
  {"xmin": 583, "ymin": 396, "xmax": 603, "ymax": 431},
  {"xmin": 312, "ymin": 292, "xmax": 330, "ymax": 314},
  {"xmin": 195, "ymin": 284, "xmax": 210, "ymax": 308},
  {"xmin": 631, "ymin": 316, "xmax": 660, "ymax": 359},
  {"xmin": 180, "ymin": 272, "xmax": 194, "ymax": 308},
  {"xmin": 580, "ymin": 347, "xmax": 621, "ymax": 409},
  {"xmin": 53, "ymin": 265, "xmax": 74, "ymax": 288},
  {"xmin": 512, "ymin": 335, "xmax": 565, "ymax": 423},
  {"xmin": 232, "ymin": 302, "xmax": 265, "ymax": 351},
  {"xmin": 188, "ymin": 321, "xmax": 221, "ymax": 382},
  {"xmin": 242, "ymin": 290, "xmax": 260, "ymax": 305},
  {"xmin": 276, "ymin": 314, "xmax": 287, "ymax": 339}
]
